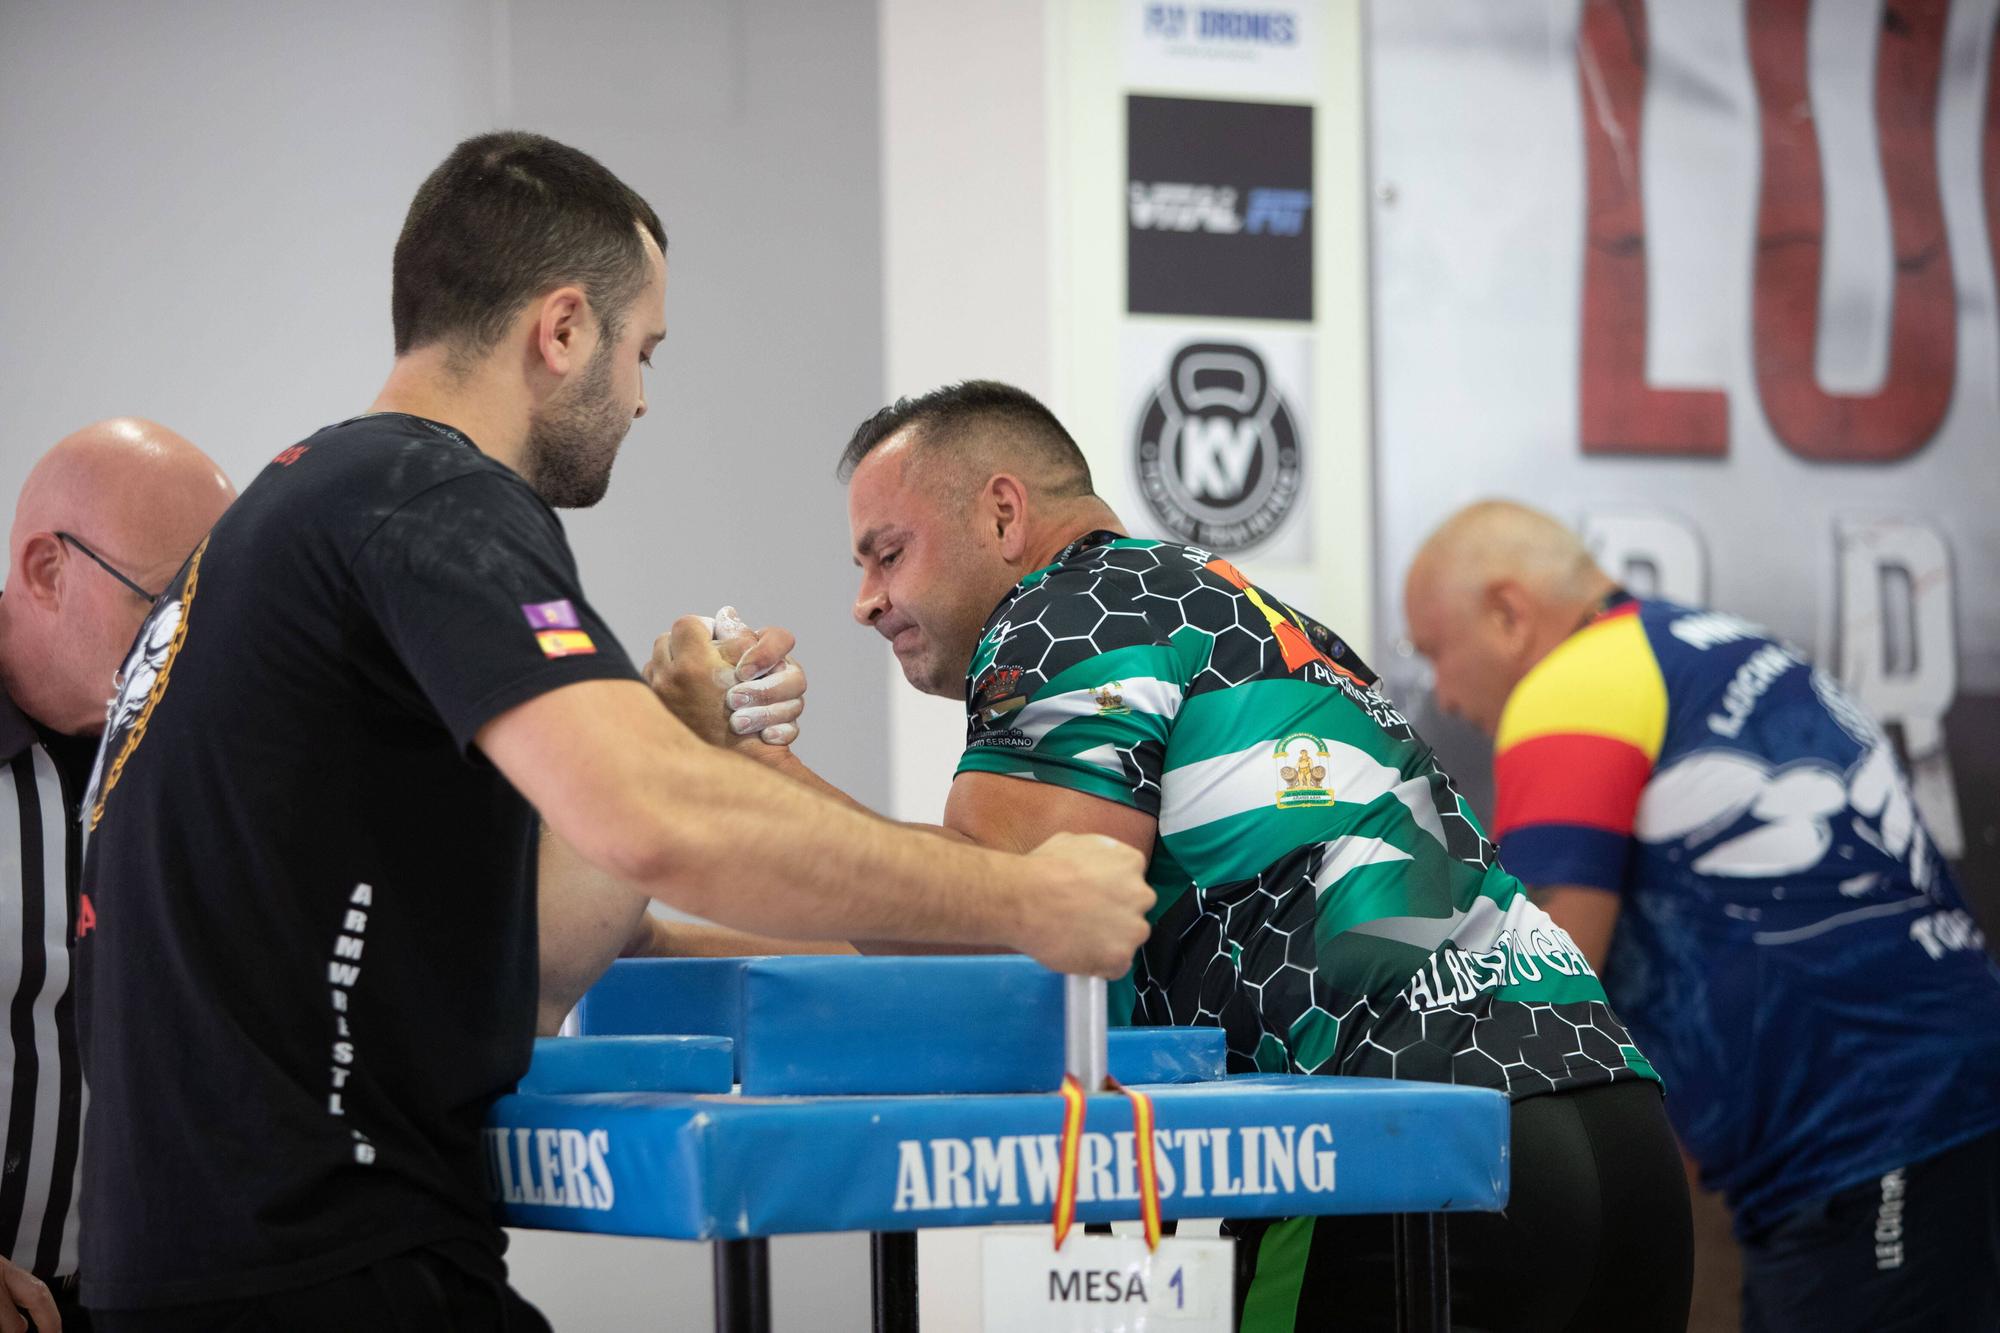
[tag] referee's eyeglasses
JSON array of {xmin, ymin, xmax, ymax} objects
[{"xmin": 56, "ymin": 531, "xmax": 162, "ymax": 604}]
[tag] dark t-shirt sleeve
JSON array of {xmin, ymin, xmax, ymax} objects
[{"xmin": 348, "ymin": 471, "xmax": 641, "ymax": 751}]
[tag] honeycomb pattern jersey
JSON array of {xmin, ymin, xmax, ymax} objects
[{"xmin": 958, "ymin": 531, "xmax": 1657, "ymax": 1099}]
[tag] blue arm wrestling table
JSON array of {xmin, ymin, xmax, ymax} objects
[{"xmin": 488, "ymin": 957, "xmax": 1510, "ymax": 1333}]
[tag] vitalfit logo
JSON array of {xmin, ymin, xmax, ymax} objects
[
  {"xmin": 1129, "ymin": 182, "xmax": 1242, "ymax": 233},
  {"xmin": 1128, "ymin": 183, "xmax": 1312, "ymax": 236},
  {"xmin": 891, "ymin": 1123, "xmax": 1336, "ymax": 1212}
]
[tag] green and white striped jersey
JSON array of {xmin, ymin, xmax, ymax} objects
[{"xmin": 959, "ymin": 532, "xmax": 1657, "ymax": 1098}]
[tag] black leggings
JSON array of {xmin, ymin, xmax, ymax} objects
[{"xmin": 1231, "ymin": 1079, "xmax": 1694, "ymax": 1331}]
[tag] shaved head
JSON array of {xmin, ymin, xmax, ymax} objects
[
  {"xmin": 1403, "ymin": 501, "xmax": 1614, "ymax": 737},
  {"xmin": 1407, "ymin": 500, "xmax": 1604, "ymax": 614},
  {"xmin": 838, "ymin": 380, "xmax": 1095, "ymax": 509},
  {"xmin": 12, "ymin": 419, "xmax": 234, "ymax": 577},
  {"xmin": 2, "ymin": 419, "xmax": 235, "ymax": 733}
]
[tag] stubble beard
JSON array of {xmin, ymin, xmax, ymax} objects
[{"xmin": 524, "ymin": 337, "xmax": 629, "ymax": 509}]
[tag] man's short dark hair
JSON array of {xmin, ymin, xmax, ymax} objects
[
  {"xmin": 837, "ymin": 380, "xmax": 1095, "ymax": 498},
  {"xmin": 392, "ymin": 131, "xmax": 667, "ymax": 358}
]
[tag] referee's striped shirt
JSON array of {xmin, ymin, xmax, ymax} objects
[{"xmin": 0, "ymin": 691, "xmax": 84, "ymax": 1280}]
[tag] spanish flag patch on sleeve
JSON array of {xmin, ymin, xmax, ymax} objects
[
  {"xmin": 535, "ymin": 629, "xmax": 597, "ymax": 658},
  {"xmin": 521, "ymin": 600, "xmax": 598, "ymax": 658}
]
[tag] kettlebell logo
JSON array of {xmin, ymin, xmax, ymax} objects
[{"xmin": 1133, "ymin": 342, "xmax": 1303, "ymax": 553}]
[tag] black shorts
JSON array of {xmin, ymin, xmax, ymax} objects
[
  {"xmin": 1228, "ymin": 1078, "xmax": 1694, "ymax": 1332},
  {"xmin": 1739, "ymin": 1127, "xmax": 2000, "ymax": 1333},
  {"xmin": 86, "ymin": 1242, "xmax": 550, "ymax": 1333}
]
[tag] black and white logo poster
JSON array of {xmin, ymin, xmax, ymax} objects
[
  {"xmin": 1127, "ymin": 95, "xmax": 1313, "ymax": 321},
  {"xmin": 1123, "ymin": 328, "xmax": 1311, "ymax": 561}
]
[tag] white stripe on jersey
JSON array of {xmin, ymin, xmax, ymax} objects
[
  {"xmin": 1157, "ymin": 740, "xmax": 1405, "ymax": 838},
  {"xmin": 1311, "ymin": 836, "xmax": 1414, "ymax": 898},
  {"xmin": 1010, "ymin": 677, "xmax": 1184, "ymax": 744},
  {"xmin": 1345, "ymin": 893, "xmax": 1531, "ymax": 958}
]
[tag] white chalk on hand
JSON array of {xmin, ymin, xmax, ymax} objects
[
  {"xmin": 712, "ymin": 604, "xmax": 796, "ymax": 746},
  {"xmin": 727, "ymin": 663, "xmax": 797, "ymax": 705},
  {"xmin": 712, "ymin": 604, "xmax": 778, "ymax": 683}
]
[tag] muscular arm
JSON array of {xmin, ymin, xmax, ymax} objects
[
  {"xmin": 537, "ymin": 830, "xmax": 652, "ymax": 1035},
  {"xmin": 637, "ymin": 612, "xmax": 1156, "ymax": 957},
  {"xmin": 744, "ymin": 750, "xmax": 1154, "ymax": 851},
  {"xmin": 487, "ymin": 679, "xmax": 1019, "ymax": 942},
  {"xmin": 852, "ymin": 770, "xmax": 1157, "ymax": 953},
  {"xmin": 1528, "ymin": 885, "xmax": 1621, "ymax": 972},
  {"xmin": 736, "ymin": 750, "xmax": 1155, "ymax": 954},
  {"xmin": 623, "ymin": 916, "xmax": 858, "ymax": 959},
  {"xmin": 481, "ymin": 668, "xmax": 1148, "ymax": 979},
  {"xmin": 943, "ymin": 770, "xmax": 1156, "ymax": 856},
  {"xmin": 752, "ymin": 747, "xmax": 896, "ymax": 820},
  {"xmin": 537, "ymin": 829, "xmax": 856, "ymax": 1035}
]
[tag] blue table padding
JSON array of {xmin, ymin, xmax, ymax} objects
[
  {"xmin": 577, "ymin": 956, "xmax": 1230, "ymax": 1092},
  {"xmin": 1109, "ymin": 1027, "xmax": 1226, "ymax": 1085},
  {"xmin": 575, "ymin": 957, "xmax": 755, "ymax": 1044},
  {"xmin": 739, "ymin": 955, "xmax": 1064, "ymax": 1094},
  {"xmin": 486, "ymin": 1075, "xmax": 1510, "ymax": 1239},
  {"xmin": 518, "ymin": 1036, "xmax": 733, "ymax": 1096}
]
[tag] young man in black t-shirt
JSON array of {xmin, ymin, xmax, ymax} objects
[{"xmin": 77, "ymin": 133, "xmax": 1152, "ymax": 1330}]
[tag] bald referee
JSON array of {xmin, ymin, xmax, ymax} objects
[
  {"xmin": 76, "ymin": 133, "xmax": 1150, "ymax": 1330},
  {"xmin": 0, "ymin": 420, "xmax": 234, "ymax": 1333}
]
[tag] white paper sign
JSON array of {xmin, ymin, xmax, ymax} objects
[
  {"xmin": 1126, "ymin": 0, "xmax": 1323, "ymax": 100},
  {"xmin": 982, "ymin": 1233, "xmax": 1234, "ymax": 1332}
]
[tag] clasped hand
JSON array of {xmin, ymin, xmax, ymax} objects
[{"xmin": 643, "ymin": 606, "xmax": 807, "ymax": 753}]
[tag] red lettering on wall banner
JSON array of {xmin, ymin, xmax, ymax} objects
[
  {"xmin": 1750, "ymin": 0, "xmax": 1954, "ymax": 462},
  {"xmin": 1578, "ymin": 0, "xmax": 1967, "ymax": 463},
  {"xmin": 1577, "ymin": 0, "xmax": 1730, "ymax": 457}
]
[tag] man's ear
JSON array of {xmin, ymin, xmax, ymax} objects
[
  {"xmin": 1486, "ymin": 579, "xmax": 1536, "ymax": 653},
  {"xmin": 532, "ymin": 286, "xmax": 591, "ymax": 377},
  {"xmin": 988, "ymin": 474, "xmax": 1031, "ymax": 560},
  {"xmin": 13, "ymin": 533, "xmax": 63, "ymax": 608}
]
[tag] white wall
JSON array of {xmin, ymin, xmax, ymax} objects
[
  {"xmin": 878, "ymin": 4, "xmax": 1061, "ymax": 1320},
  {"xmin": 0, "ymin": 1, "xmax": 886, "ymax": 1327},
  {"xmin": 878, "ymin": 0, "xmax": 1057, "ymax": 823}
]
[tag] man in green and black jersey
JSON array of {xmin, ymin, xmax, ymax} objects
[{"xmin": 652, "ymin": 380, "xmax": 1693, "ymax": 1331}]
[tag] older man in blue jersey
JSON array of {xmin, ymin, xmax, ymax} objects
[{"xmin": 1405, "ymin": 499, "xmax": 2000, "ymax": 1333}]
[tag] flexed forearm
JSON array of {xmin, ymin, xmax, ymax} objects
[{"xmin": 482, "ymin": 677, "xmax": 1151, "ymax": 977}]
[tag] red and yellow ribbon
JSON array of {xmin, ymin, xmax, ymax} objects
[
  {"xmin": 1052, "ymin": 1075, "xmax": 1088, "ymax": 1250},
  {"xmin": 1110, "ymin": 1077, "xmax": 1164, "ymax": 1250},
  {"xmin": 1050, "ymin": 1075, "xmax": 1164, "ymax": 1252}
]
